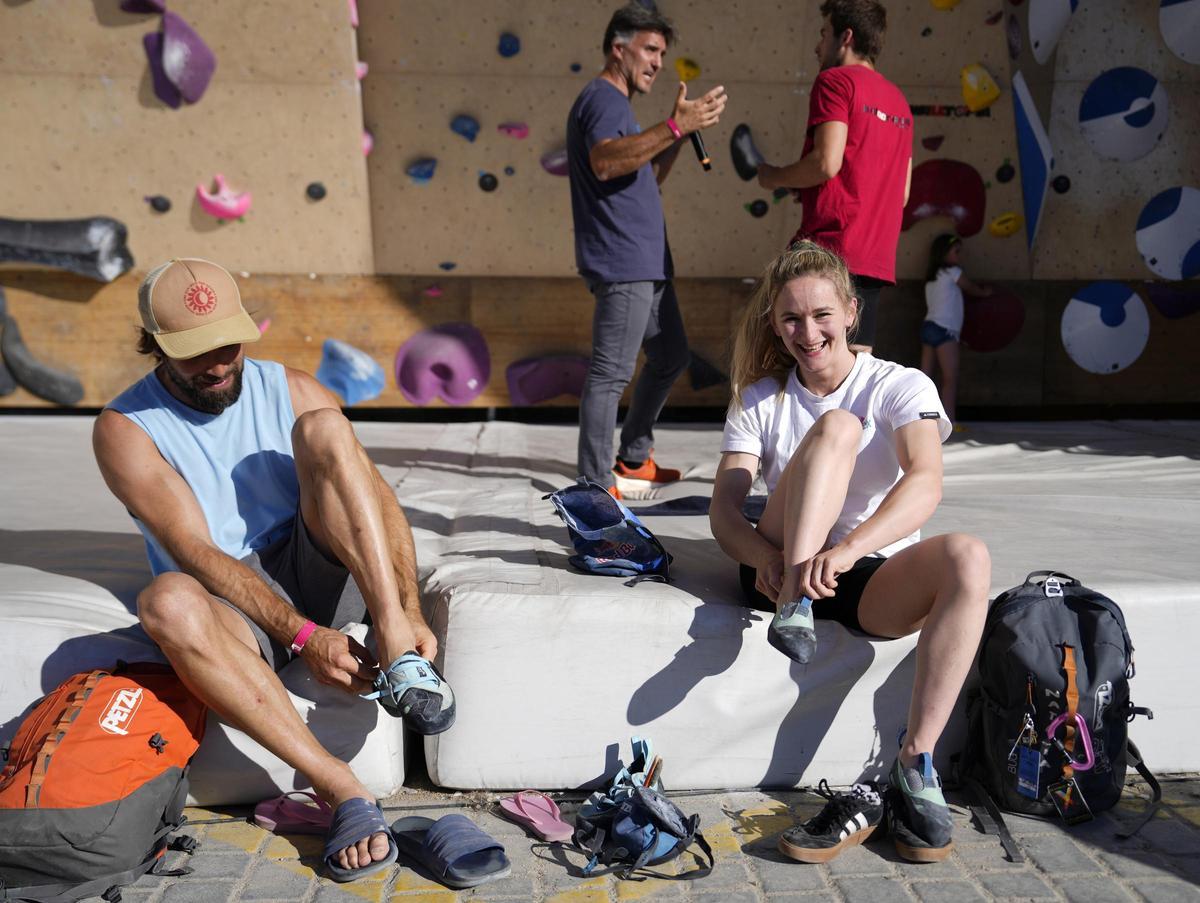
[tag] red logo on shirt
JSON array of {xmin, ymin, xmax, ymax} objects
[{"xmin": 184, "ymin": 281, "xmax": 218, "ymax": 315}]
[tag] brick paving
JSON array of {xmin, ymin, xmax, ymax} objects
[{"xmin": 93, "ymin": 775, "xmax": 1200, "ymax": 902}]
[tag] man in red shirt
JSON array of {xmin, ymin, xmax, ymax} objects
[{"xmin": 757, "ymin": 0, "xmax": 912, "ymax": 354}]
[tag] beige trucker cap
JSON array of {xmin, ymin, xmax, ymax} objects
[{"xmin": 138, "ymin": 258, "xmax": 260, "ymax": 359}]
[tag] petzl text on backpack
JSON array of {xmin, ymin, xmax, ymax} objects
[
  {"xmin": 546, "ymin": 478, "xmax": 672, "ymax": 584},
  {"xmin": 961, "ymin": 571, "xmax": 1156, "ymax": 828},
  {"xmin": 0, "ymin": 663, "xmax": 208, "ymax": 903}
]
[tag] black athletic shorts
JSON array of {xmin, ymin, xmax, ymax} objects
[
  {"xmin": 851, "ymin": 274, "xmax": 888, "ymax": 348},
  {"xmin": 738, "ymin": 556, "xmax": 888, "ymax": 634}
]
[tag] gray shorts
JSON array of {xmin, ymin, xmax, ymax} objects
[{"xmin": 219, "ymin": 512, "xmax": 367, "ymax": 671}]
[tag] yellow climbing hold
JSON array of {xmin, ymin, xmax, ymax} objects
[
  {"xmin": 931, "ymin": 0, "xmax": 961, "ymax": 8},
  {"xmin": 674, "ymin": 56, "xmax": 701, "ymax": 82},
  {"xmin": 961, "ymin": 63, "xmax": 1001, "ymax": 112},
  {"xmin": 989, "ymin": 211, "xmax": 1024, "ymax": 237}
]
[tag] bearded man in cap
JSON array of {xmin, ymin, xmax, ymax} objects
[{"xmin": 93, "ymin": 258, "xmax": 453, "ymax": 882}]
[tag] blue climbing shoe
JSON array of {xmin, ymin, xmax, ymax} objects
[
  {"xmin": 768, "ymin": 597, "xmax": 817, "ymax": 663},
  {"xmin": 361, "ymin": 652, "xmax": 456, "ymax": 735},
  {"xmin": 887, "ymin": 753, "xmax": 954, "ymax": 862}
]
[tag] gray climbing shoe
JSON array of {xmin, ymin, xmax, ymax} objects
[
  {"xmin": 887, "ymin": 753, "xmax": 954, "ymax": 862},
  {"xmin": 768, "ymin": 597, "xmax": 816, "ymax": 663}
]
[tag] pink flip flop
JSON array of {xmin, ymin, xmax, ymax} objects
[
  {"xmin": 497, "ymin": 790, "xmax": 573, "ymax": 843},
  {"xmin": 252, "ymin": 791, "xmax": 334, "ymax": 835}
]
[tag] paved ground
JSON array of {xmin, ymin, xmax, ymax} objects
[{"xmin": 98, "ymin": 774, "xmax": 1199, "ymax": 902}]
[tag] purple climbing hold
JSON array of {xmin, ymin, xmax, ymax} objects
[
  {"xmin": 451, "ymin": 114, "xmax": 480, "ymax": 142},
  {"xmin": 160, "ymin": 11, "xmax": 216, "ymax": 104},
  {"xmin": 504, "ymin": 166, "xmax": 515, "ymax": 176},
  {"xmin": 922, "ymin": 135, "xmax": 945, "ymax": 151},
  {"xmin": 146, "ymin": 194, "xmax": 171, "ymax": 213},
  {"xmin": 407, "ymin": 158, "xmax": 437, "ymax": 185},
  {"xmin": 505, "ymin": 354, "xmax": 589, "ymax": 406},
  {"xmin": 121, "ymin": 0, "xmax": 165, "ymax": 12},
  {"xmin": 498, "ymin": 32, "xmax": 521, "ymax": 58},
  {"xmin": 394, "ymin": 323, "xmax": 490, "ymax": 406},
  {"xmin": 540, "ymin": 147, "xmax": 569, "ymax": 176},
  {"xmin": 143, "ymin": 31, "xmax": 182, "ymax": 108},
  {"xmin": 1007, "ymin": 14, "xmax": 1023, "ymax": 60}
]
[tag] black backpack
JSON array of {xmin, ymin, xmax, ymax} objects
[{"xmin": 961, "ymin": 571, "xmax": 1158, "ymax": 849}]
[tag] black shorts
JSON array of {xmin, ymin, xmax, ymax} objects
[
  {"xmin": 738, "ymin": 557, "xmax": 887, "ymax": 634},
  {"xmin": 851, "ymin": 274, "xmax": 888, "ymax": 348},
  {"xmin": 215, "ymin": 512, "xmax": 367, "ymax": 671}
]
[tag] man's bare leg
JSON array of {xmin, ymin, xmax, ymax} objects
[
  {"xmin": 138, "ymin": 573, "xmax": 389, "ymax": 871},
  {"xmin": 290, "ymin": 409, "xmax": 425, "ymax": 668}
]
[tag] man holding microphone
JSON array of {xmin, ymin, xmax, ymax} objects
[{"xmin": 567, "ymin": 2, "xmax": 727, "ymax": 499}]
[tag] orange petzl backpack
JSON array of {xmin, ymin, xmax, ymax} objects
[{"xmin": 0, "ymin": 663, "xmax": 207, "ymax": 903}]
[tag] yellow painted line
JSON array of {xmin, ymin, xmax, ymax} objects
[
  {"xmin": 546, "ymin": 888, "xmax": 611, "ymax": 903},
  {"xmin": 391, "ymin": 870, "xmax": 453, "ymax": 894},
  {"xmin": 722, "ymin": 803, "xmax": 793, "ymax": 846},
  {"xmin": 205, "ymin": 821, "xmax": 267, "ymax": 854}
]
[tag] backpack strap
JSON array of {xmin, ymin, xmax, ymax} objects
[
  {"xmin": 962, "ymin": 776, "xmax": 1025, "ymax": 864},
  {"xmin": 622, "ymin": 828, "xmax": 715, "ymax": 881},
  {"xmin": 1114, "ymin": 739, "xmax": 1162, "ymax": 840},
  {"xmin": 1060, "ymin": 644, "xmax": 1080, "ymax": 781}
]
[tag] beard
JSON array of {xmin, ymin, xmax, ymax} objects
[{"xmin": 161, "ymin": 358, "xmax": 244, "ymax": 414}]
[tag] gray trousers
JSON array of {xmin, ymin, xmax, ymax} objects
[{"xmin": 577, "ymin": 280, "xmax": 689, "ymax": 486}]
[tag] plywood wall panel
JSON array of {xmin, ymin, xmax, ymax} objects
[
  {"xmin": 1052, "ymin": 1, "xmax": 1195, "ymax": 84},
  {"xmin": 0, "ymin": 0, "xmax": 371, "ymax": 275}
]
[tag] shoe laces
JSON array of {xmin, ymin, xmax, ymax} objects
[{"xmin": 805, "ymin": 780, "xmax": 881, "ymax": 832}]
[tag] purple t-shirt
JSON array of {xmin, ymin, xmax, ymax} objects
[{"xmin": 567, "ymin": 78, "xmax": 673, "ymax": 283}]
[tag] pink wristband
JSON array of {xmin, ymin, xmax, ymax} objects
[
  {"xmin": 666, "ymin": 118, "xmax": 682, "ymax": 140},
  {"xmin": 289, "ymin": 620, "xmax": 317, "ymax": 654}
]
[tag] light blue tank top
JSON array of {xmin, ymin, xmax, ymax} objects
[{"xmin": 107, "ymin": 358, "xmax": 300, "ymax": 575}]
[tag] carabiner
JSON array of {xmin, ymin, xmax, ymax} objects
[{"xmin": 1045, "ymin": 711, "xmax": 1095, "ymax": 771}]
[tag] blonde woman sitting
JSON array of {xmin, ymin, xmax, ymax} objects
[{"xmin": 709, "ymin": 241, "xmax": 989, "ymax": 864}]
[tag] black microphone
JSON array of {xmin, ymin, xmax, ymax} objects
[{"xmin": 689, "ymin": 131, "xmax": 712, "ymax": 171}]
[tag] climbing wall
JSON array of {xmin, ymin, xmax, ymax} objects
[
  {"xmin": 0, "ymin": 0, "xmax": 373, "ymax": 274},
  {"xmin": 358, "ymin": 0, "xmax": 1029, "ymax": 280}
]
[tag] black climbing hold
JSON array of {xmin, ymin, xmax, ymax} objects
[
  {"xmin": 570, "ymin": 62, "xmax": 582, "ymax": 72},
  {"xmin": 439, "ymin": 261, "xmax": 457, "ymax": 271},
  {"xmin": 996, "ymin": 162, "xmax": 1015, "ymax": 183},
  {"xmin": 504, "ymin": 166, "xmax": 515, "ymax": 176},
  {"xmin": 921, "ymin": 26, "xmax": 933, "ymax": 37},
  {"xmin": 306, "ymin": 181, "xmax": 327, "ymax": 201},
  {"xmin": 147, "ymin": 194, "xmax": 171, "ymax": 213},
  {"xmin": 773, "ymin": 187, "xmax": 791, "ymax": 200},
  {"xmin": 730, "ymin": 123, "xmax": 766, "ymax": 182},
  {"xmin": 1052, "ymin": 175, "xmax": 1071, "ymax": 194},
  {"xmin": 747, "ymin": 199, "xmax": 769, "ymax": 218},
  {"xmin": 479, "ymin": 172, "xmax": 498, "ymax": 192},
  {"xmin": 0, "ymin": 291, "xmax": 85, "ymax": 406}
]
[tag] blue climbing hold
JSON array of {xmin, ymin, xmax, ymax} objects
[
  {"xmin": 439, "ymin": 261, "xmax": 457, "ymax": 271},
  {"xmin": 451, "ymin": 114, "xmax": 480, "ymax": 142},
  {"xmin": 406, "ymin": 158, "xmax": 437, "ymax": 185},
  {"xmin": 316, "ymin": 339, "xmax": 385, "ymax": 406},
  {"xmin": 570, "ymin": 62, "xmax": 582, "ymax": 72},
  {"xmin": 504, "ymin": 166, "xmax": 515, "ymax": 176},
  {"xmin": 498, "ymin": 32, "xmax": 520, "ymax": 57}
]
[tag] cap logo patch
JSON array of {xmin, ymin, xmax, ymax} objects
[{"xmin": 184, "ymin": 281, "xmax": 218, "ymax": 316}]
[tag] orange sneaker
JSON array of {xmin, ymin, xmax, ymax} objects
[
  {"xmin": 612, "ymin": 455, "xmax": 682, "ymax": 499},
  {"xmin": 606, "ymin": 484, "xmax": 624, "ymax": 501}
]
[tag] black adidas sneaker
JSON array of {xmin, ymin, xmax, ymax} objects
[{"xmin": 778, "ymin": 780, "xmax": 884, "ymax": 863}]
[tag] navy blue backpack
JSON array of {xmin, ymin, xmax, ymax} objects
[{"xmin": 546, "ymin": 479, "xmax": 672, "ymax": 585}]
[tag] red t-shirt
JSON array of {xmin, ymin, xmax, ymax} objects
[{"xmin": 792, "ymin": 65, "xmax": 912, "ymax": 283}]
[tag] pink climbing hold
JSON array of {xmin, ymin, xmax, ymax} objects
[
  {"xmin": 361, "ymin": 130, "xmax": 374, "ymax": 156},
  {"xmin": 540, "ymin": 148, "xmax": 569, "ymax": 177},
  {"xmin": 196, "ymin": 174, "xmax": 252, "ymax": 221},
  {"xmin": 160, "ymin": 11, "xmax": 216, "ymax": 104},
  {"xmin": 506, "ymin": 355, "xmax": 589, "ymax": 406},
  {"xmin": 498, "ymin": 122, "xmax": 530, "ymax": 140},
  {"xmin": 356, "ymin": 61, "xmax": 368, "ymax": 80},
  {"xmin": 902, "ymin": 159, "xmax": 986, "ymax": 237},
  {"xmin": 348, "ymin": 0, "xmax": 359, "ymax": 27},
  {"xmin": 257, "ymin": 317, "xmax": 272, "ymax": 335},
  {"xmin": 422, "ymin": 284, "xmax": 443, "ymax": 298},
  {"xmin": 394, "ymin": 323, "xmax": 490, "ymax": 406}
]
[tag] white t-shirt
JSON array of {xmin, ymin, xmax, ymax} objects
[
  {"xmin": 721, "ymin": 353, "xmax": 950, "ymax": 559},
  {"xmin": 924, "ymin": 266, "xmax": 964, "ymax": 333}
]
